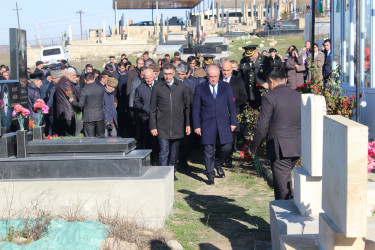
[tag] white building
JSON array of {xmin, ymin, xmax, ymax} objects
[{"xmin": 331, "ymin": 0, "xmax": 374, "ymax": 137}]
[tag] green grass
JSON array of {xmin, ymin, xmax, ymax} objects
[
  {"xmin": 227, "ymin": 33, "xmax": 306, "ymax": 63},
  {"xmin": 168, "ymin": 145, "xmax": 274, "ymax": 249}
]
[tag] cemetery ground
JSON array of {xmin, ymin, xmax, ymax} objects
[{"xmin": 168, "ymin": 146, "xmax": 274, "ymax": 250}]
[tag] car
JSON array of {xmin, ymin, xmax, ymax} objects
[
  {"xmin": 130, "ymin": 21, "xmax": 154, "ymax": 26},
  {"xmin": 40, "ymin": 45, "xmax": 69, "ymax": 66}
]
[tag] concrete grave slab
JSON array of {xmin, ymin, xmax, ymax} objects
[
  {"xmin": 322, "ymin": 115, "xmax": 368, "ymax": 237},
  {"xmin": 0, "ymin": 166, "xmax": 174, "ymax": 229},
  {"xmin": 301, "ymin": 94, "xmax": 326, "ymax": 177}
]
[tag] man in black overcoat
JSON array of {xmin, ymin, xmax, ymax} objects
[
  {"xmin": 149, "ymin": 63, "xmax": 191, "ymax": 174},
  {"xmin": 249, "ymin": 67, "xmax": 301, "ymax": 200},
  {"xmin": 221, "ymin": 61, "xmax": 248, "ymax": 167}
]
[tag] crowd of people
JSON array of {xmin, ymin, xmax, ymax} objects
[{"xmin": 0, "ymin": 39, "xmax": 333, "ymax": 196}]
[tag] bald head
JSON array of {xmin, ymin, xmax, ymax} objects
[
  {"xmin": 222, "ymin": 61, "xmax": 233, "ymax": 79},
  {"xmin": 144, "ymin": 69, "xmax": 154, "ymax": 85}
]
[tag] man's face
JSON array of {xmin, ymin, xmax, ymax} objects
[
  {"xmin": 207, "ymin": 67, "xmax": 220, "ymax": 86},
  {"xmin": 2, "ymin": 72, "xmax": 9, "ymax": 80},
  {"xmin": 101, "ymin": 75, "xmax": 108, "ymax": 84},
  {"xmin": 46, "ymin": 75, "xmax": 52, "ymax": 82},
  {"xmin": 163, "ymin": 68, "xmax": 175, "ymax": 83},
  {"xmin": 37, "ymin": 64, "xmax": 43, "ymax": 69},
  {"xmin": 222, "ymin": 62, "xmax": 233, "ymax": 79},
  {"xmin": 86, "ymin": 67, "xmax": 93, "ymax": 73},
  {"xmin": 118, "ymin": 65, "xmax": 126, "ymax": 73},
  {"xmin": 231, "ymin": 62, "xmax": 238, "ymax": 71},
  {"xmin": 137, "ymin": 59, "xmax": 144, "ymax": 69},
  {"xmin": 66, "ymin": 72, "xmax": 77, "ymax": 83},
  {"xmin": 144, "ymin": 71, "xmax": 154, "ymax": 85},
  {"xmin": 173, "ymin": 61, "xmax": 180, "ymax": 68},
  {"xmin": 270, "ymin": 51, "xmax": 276, "ymax": 57},
  {"xmin": 121, "ymin": 55, "xmax": 126, "ymax": 60},
  {"xmin": 324, "ymin": 42, "xmax": 331, "ymax": 51},
  {"xmin": 153, "ymin": 71, "xmax": 160, "ymax": 79},
  {"xmin": 175, "ymin": 55, "xmax": 180, "ymax": 60},
  {"xmin": 177, "ymin": 71, "xmax": 186, "ymax": 80},
  {"xmin": 0, "ymin": 67, "xmax": 6, "ymax": 73},
  {"xmin": 165, "ymin": 55, "xmax": 170, "ymax": 61},
  {"xmin": 249, "ymin": 51, "xmax": 258, "ymax": 62},
  {"xmin": 110, "ymin": 58, "xmax": 115, "ymax": 63},
  {"xmin": 196, "ymin": 52, "xmax": 201, "ymax": 58},
  {"xmin": 143, "ymin": 54, "xmax": 149, "ymax": 61},
  {"xmin": 189, "ymin": 60, "xmax": 196, "ymax": 69}
]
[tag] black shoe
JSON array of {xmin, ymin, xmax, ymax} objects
[
  {"xmin": 207, "ymin": 177, "xmax": 215, "ymax": 185},
  {"xmin": 179, "ymin": 161, "xmax": 189, "ymax": 168},
  {"xmin": 225, "ymin": 163, "xmax": 235, "ymax": 168},
  {"xmin": 215, "ymin": 166, "xmax": 225, "ymax": 178}
]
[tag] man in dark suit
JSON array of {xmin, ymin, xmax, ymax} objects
[
  {"xmin": 34, "ymin": 61, "xmax": 44, "ymax": 75},
  {"xmin": 149, "ymin": 63, "xmax": 191, "ymax": 174},
  {"xmin": 221, "ymin": 61, "xmax": 248, "ymax": 167},
  {"xmin": 249, "ymin": 67, "xmax": 301, "ymax": 200},
  {"xmin": 322, "ymin": 39, "xmax": 332, "ymax": 82},
  {"xmin": 192, "ymin": 65, "xmax": 237, "ymax": 185},
  {"xmin": 69, "ymin": 73, "xmax": 105, "ymax": 137}
]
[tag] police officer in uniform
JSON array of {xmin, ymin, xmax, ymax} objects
[
  {"xmin": 202, "ymin": 55, "xmax": 216, "ymax": 69},
  {"xmin": 239, "ymin": 45, "xmax": 271, "ymax": 109}
]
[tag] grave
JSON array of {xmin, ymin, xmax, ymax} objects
[
  {"xmin": 0, "ymin": 28, "xmax": 175, "ymax": 228},
  {"xmin": 269, "ymin": 94, "xmax": 375, "ymax": 249}
]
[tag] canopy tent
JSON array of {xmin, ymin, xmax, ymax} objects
[{"xmin": 113, "ymin": 0, "xmax": 202, "ymax": 9}]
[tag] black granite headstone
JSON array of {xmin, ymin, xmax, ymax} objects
[{"xmin": 16, "ymin": 130, "xmax": 27, "ymax": 158}]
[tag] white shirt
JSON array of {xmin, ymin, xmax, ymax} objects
[
  {"xmin": 223, "ymin": 75, "xmax": 232, "ymax": 83},
  {"xmin": 209, "ymin": 83, "xmax": 218, "ymax": 96}
]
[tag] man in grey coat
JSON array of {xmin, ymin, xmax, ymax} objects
[{"xmin": 249, "ymin": 67, "xmax": 301, "ymax": 200}]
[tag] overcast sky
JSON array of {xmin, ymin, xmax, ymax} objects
[{"xmin": 1, "ymin": 0, "xmax": 205, "ymax": 45}]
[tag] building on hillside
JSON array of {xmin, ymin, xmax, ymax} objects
[{"xmin": 331, "ymin": 0, "xmax": 374, "ymax": 137}]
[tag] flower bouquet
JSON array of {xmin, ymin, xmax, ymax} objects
[
  {"xmin": 240, "ymin": 140, "xmax": 252, "ymax": 161},
  {"xmin": 12, "ymin": 104, "xmax": 30, "ymax": 131},
  {"xmin": 65, "ymin": 90, "xmax": 73, "ymax": 99},
  {"xmin": 28, "ymin": 117, "xmax": 35, "ymax": 128},
  {"xmin": 44, "ymin": 135, "xmax": 58, "ymax": 140},
  {"xmin": 33, "ymin": 99, "xmax": 49, "ymax": 126},
  {"xmin": 368, "ymin": 141, "xmax": 375, "ymax": 173}
]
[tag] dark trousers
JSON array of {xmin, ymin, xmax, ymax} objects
[
  {"xmin": 83, "ymin": 120, "xmax": 105, "ymax": 137},
  {"xmin": 204, "ymin": 142, "xmax": 232, "ymax": 178},
  {"xmin": 57, "ymin": 118, "xmax": 74, "ymax": 137},
  {"xmin": 271, "ymin": 156, "xmax": 299, "ymax": 200},
  {"xmin": 159, "ymin": 139, "xmax": 180, "ymax": 169},
  {"xmin": 44, "ymin": 115, "xmax": 54, "ymax": 136},
  {"xmin": 225, "ymin": 132, "xmax": 238, "ymax": 165},
  {"xmin": 178, "ymin": 134, "xmax": 192, "ymax": 165}
]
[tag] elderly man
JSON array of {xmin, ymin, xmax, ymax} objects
[
  {"xmin": 221, "ymin": 61, "xmax": 248, "ymax": 167},
  {"xmin": 45, "ymin": 70, "xmax": 64, "ymax": 136},
  {"xmin": 192, "ymin": 65, "xmax": 237, "ymax": 185},
  {"xmin": 28, "ymin": 73, "xmax": 44, "ymax": 124},
  {"xmin": 149, "ymin": 63, "xmax": 191, "ymax": 177},
  {"xmin": 134, "ymin": 69, "xmax": 156, "ymax": 151},
  {"xmin": 249, "ymin": 67, "xmax": 301, "ymax": 200},
  {"xmin": 55, "ymin": 68, "xmax": 79, "ymax": 136}
]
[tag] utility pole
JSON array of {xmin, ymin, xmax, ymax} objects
[
  {"xmin": 311, "ymin": 0, "xmax": 315, "ymax": 63},
  {"xmin": 76, "ymin": 10, "xmax": 85, "ymax": 40},
  {"xmin": 35, "ymin": 21, "xmax": 41, "ymax": 46},
  {"xmin": 355, "ymin": 0, "xmax": 361, "ymax": 122},
  {"xmin": 13, "ymin": 2, "xmax": 22, "ymax": 29}
]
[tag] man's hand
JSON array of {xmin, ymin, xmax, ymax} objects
[
  {"xmin": 248, "ymin": 149, "xmax": 252, "ymax": 157},
  {"xmin": 295, "ymin": 64, "xmax": 300, "ymax": 69},
  {"xmin": 194, "ymin": 128, "xmax": 201, "ymax": 136},
  {"xmin": 186, "ymin": 126, "xmax": 191, "ymax": 136},
  {"xmin": 262, "ymin": 82, "xmax": 269, "ymax": 89},
  {"xmin": 230, "ymin": 125, "xmax": 236, "ymax": 132},
  {"xmin": 151, "ymin": 129, "xmax": 158, "ymax": 136},
  {"xmin": 69, "ymin": 98, "xmax": 74, "ymax": 103}
]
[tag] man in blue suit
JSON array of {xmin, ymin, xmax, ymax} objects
[{"xmin": 192, "ymin": 65, "xmax": 237, "ymax": 185}]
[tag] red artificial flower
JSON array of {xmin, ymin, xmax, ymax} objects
[
  {"xmin": 307, "ymin": 81, "xmax": 311, "ymax": 84},
  {"xmin": 315, "ymin": 89, "xmax": 319, "ymax": 93},
  {"xmin": 334, "ymin": 91, "xmax": 338, "ymax": 95},
  {"xmin": 350, "ymin": 95, "xmax": 355, "ymax": 100},
  {"xmin": 255, "ymin": 83, "xmax": 259, "ymax": 87},
  {"xmin": 342, "ymin": 101, "xmax": 348, "ymax": 108},
  {"xmin": 52, "ymin": 135, "xmax": 58, "ymax": 138},
  {"xmin": 44, "ymin": 135, "xmax": 51, "ymax": 140}
]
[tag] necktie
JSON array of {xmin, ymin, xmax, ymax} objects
[
  {"xmin": 150, "ymin": 84, "xmax": 152, "ymax": 89},
  {"xmin": 212, "ymin": 86, "xmax": 217, "ymax": 99}
]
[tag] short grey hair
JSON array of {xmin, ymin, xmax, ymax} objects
[
  {"xmin": 176, "ymin": 64, "xmax": 187, "ymax": 73},
  {"xmin": 206, "ymin": 65, "xmax": 220, "ymax": 75},
  {"xmin": 65, "ymin": 67, "xmax": 76, "ymax": 75},
  {"xmin": 219, "ymin": 57, "xmax": 229, "ymax": 65}
]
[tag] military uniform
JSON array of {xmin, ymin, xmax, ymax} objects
[
  {"xmin": 239, "ymin": 45, "xmax": 271, "ymax": 108},
  {"xmin": 202, "ymin": 55, "xmax": 215, "ymax": 69}
]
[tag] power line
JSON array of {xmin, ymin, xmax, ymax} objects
[{"xmin": 13, "ymin": 2, "xmax": 22, "ymax": 29}]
